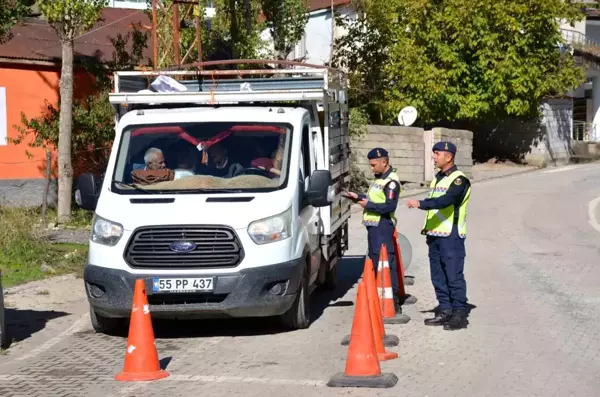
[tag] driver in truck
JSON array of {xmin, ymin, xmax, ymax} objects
[{"xmin": 206, "ymin": 141, "xmax": 244, "ymax": 178}]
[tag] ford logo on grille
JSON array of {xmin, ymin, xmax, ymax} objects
[{"xmin": 169, "ymin": 241, "xmax": 197, "ymax": 253}]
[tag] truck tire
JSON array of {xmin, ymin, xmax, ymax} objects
[
  {"xmin": 323, "ymin": 259, "xmax": 338, "ymax": 290},
  {"xmin": 280, "ymin": 261, "xmax": 310, "ymax": 330},
  {"xmin": 89, "ymin": 305, "xmax": 125, "ymax": 336}
]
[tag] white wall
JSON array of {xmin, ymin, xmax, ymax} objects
[
  {"xmin": 303, "ymin": 9, "xmax": 333, "ymax": 65},
  {"xmin": 108, "ymin": 0, "xmax": 148, "ymax": 9}
]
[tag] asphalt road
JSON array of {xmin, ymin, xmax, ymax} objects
[{"xmin": 1, "ymin": 162, "xmax": 599, "ymax": 397}]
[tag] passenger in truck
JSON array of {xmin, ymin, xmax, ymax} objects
[
  {"xmin": 206, "ymin": 141, "xmax": 244, "ymax": 178},
  {"xmin": 249, "ymin": 142, "xmax": 281, "ymax": 177},
  {"xmin": 144, "ymin": 147, "xmax": 167, "ymax": 170}
]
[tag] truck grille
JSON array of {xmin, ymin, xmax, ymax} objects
[{"xmin": 124, "ymin": 226, "xmax": 244, "ymax": 269}]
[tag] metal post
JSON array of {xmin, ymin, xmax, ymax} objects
[
  {"xmin": 173, "ymin": 4, "xmax": 181, "ymax": 65},
  {"xmin": 152, "ymin": 0, "xmax": 158, "ymax": 69}
]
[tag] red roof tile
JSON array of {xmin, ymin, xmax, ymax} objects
[
  {"xmin": 0, "ymin": 8, "xmax": 153, "ymax": 64},
  {"xmin": 307, "ymin": 0, "xmax": 351, "ymax": 12}
]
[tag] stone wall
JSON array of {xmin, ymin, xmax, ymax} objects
[
  {"xmin": 432, "ymin": 128, "xmax": 474, "ymax": 178},
  {"xmin": 351, "ymin": 126, "xmax": 425, "ymax": 183},
  {"xmin": 0, "ymin": 179, "xmax": 57, "ymax": 207},
  {"xmin": 351, "ymin": 125, "xmax": 474, "ymax": 184}
]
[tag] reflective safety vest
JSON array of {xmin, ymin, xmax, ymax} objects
[
  {"xmin": 362, "ymin": 169, "xmax": 400, "ymax": 227},
  {"xmin": 422, "ymin": 170, "xmax": 471, "ymax": 238}
]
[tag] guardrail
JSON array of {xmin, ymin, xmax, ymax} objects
[{"xmin": 561, "ymin": 29, "xmax": 600, "ymax": 48}]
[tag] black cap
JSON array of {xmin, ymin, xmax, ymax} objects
[
  {"xmin": 367, "ymin": 147, "xmax": 388, "ymax": 159},
  {"xmin": 432, "ymin": 141, "xmax": 457, "ymax": 154}
]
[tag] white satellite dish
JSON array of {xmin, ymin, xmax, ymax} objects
[{"xmin": 398, "ymin": 106, "xmax": 418, "ymax": 126}]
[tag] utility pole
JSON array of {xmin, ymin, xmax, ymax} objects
[{"xmin": 151, "ymin": 0, "xmax": 204, "ymax": 70}]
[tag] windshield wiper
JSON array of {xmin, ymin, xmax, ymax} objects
[
  {"xmin": 111, "ymin": 180, "xmax": 156, "ymax": 194},
  {"xmin": 185, "ymin": 188, "xmax": 244, "ymax": 193}
]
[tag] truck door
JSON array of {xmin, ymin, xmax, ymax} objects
[{"xmin": 299, "ymin": 121, "xmax": 321, "ymax": 282}]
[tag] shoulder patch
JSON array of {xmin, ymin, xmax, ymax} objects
[
  {"xmin": 454, "ymin": 178, "xmax": 462, "ymax": 186},
  {"xmin": 388, "ymin": 181, "xmax": 396, "ymax": 190}
]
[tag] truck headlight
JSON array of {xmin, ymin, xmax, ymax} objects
[
  {"xmin": 247, "ymin": 207, "xmax": 292, "ymax": 245},
  {"xmin": 91, "ymin": 214, "xmax": 123, "ymax": 246}
]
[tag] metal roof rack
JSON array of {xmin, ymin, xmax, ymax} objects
[{"xmin": 109, "ymin": 59, "xmax": 346, "ymax": 107}]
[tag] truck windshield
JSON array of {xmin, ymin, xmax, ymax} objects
[{"xmin": 111, "ymin": 121, "xmax": 292, "ymax": 194}]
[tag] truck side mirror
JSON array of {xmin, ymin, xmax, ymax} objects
[
  {"xmin": 75, "ymin": 173, "xmax": 101, "ymax": 211},
  {"xmin": 306, "ymin": 169, "xmax": 334, "ymax": 207}
]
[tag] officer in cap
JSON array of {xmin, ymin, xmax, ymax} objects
[
  {"xmin": 407, "ymin": 141, "xmax": 472, "ymax": 330},
  {"xmin": 345, "ymin": 147, "xmax": 403, "ymax": 311}
]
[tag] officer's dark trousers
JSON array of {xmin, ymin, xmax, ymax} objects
[
  {"xmin": 366, "ymin": 220, "xmax": 400, "ymax": 295},
  {"xmin": 426, "ymin": 229, "xmax": 468, "ymax": 310}
]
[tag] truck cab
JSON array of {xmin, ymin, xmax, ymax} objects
[{"xmin": 76, "ymin": 64, "xmax": 351, "ymax": 333}]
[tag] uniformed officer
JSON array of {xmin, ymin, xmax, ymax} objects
[
  {"xmin": 345, "ymin": 147, "xmax": 403, "ymax": 311},
  {"xmin": 407, "ymin": 141, "xmax": 472, "ymax": 331}
]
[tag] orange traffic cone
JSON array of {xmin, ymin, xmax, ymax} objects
[
  {"xmin": 364, "ymin": 260, "xmax": 398, "ymax": 361},
  {"xmin": 377, "ymin": 244, "xmax": 410, "ymax": 325},
  {"xmin": 393, "ymin": 229, "xmax": 418, "ymax": 305},
  {"xmin": 115, "ymin": 279, "xmax": 169, "ymax": 382},
  {"xmin": 327, "ymin": 281, "xmax": 398, "ymax": 388},
  {"xmin": 341, "ymin": 258, "xmax": 399, "ymax": 347}
]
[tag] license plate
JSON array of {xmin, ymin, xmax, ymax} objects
[{"xmin": 152, "ymin": 277, "xmax": 214, "ymax": 293}]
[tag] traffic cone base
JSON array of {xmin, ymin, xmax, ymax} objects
[
  {"xmin": 327, "ymin": 372, "xmax": 399, "ymax": 389},
  {"xmin": 401, "ymin": 294, "xmax": 418, "ymax": 305},
  {"xmin": 378, "ymin": 351, "xmax": 399, "ymax": 361},
  {"xmin": 341, "ymin": 334, "xmax": 399, "ymax": 347},
  {"xmin": 115, "ymin": 369, "xmax": 169, "ymax": 382},
  {"xmin": 384, "ymin": 313, "xmax": 411, "ymax": 325},
  {"xmin": 115, "ymin": 279, "xmax": 170, "ymax": 382}
]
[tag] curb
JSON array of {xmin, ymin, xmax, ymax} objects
[{"xmin": 588, "ymin": 196, "xmax": 600, "ymax": 234}]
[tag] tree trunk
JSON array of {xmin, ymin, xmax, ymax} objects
[
  {"xmin": 244, "ymin": 0, "xmax": 251, "ymax": 34},
  {"xmin": 57, "ymin": 39, "xmax": 74, "ymax": 224}
]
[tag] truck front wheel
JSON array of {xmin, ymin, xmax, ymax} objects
[
  {"xmin": 90, "ymin": 305, "xmax": 126, "ymax": 336},
  {"xmin": 280, "ymin": 261, "xmax": 310, "ymax": 330}
]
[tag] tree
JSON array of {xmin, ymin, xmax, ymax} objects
[
  {"xmin": 151, "ymin": 0, "xmax": 309, "ymax": 67},
  {"xmin": 333, "ymin": 0, "xmax": 586, "ymax": 125},
  {"xmin": 38, "ymin": 0, "xmax": 107, "ymax": 224},
  {"xmin": 260, "ymin": 0, "xmax": 309, "ymax": 61},
  {"xmin": 0, "ymin": 0, "xmax": 32, "ymax": 44}
]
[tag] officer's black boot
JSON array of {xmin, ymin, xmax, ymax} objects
[
  {"xmin": 393, "ymin": 295, "xmax": 403, "ymax": 314},
  {"xmin": 443, "ymin": 308, "xmax": 469, "ymax": 331},
  {"xmin": 424, "ymin": 308, "xmax": 452, "ymax": 326}
]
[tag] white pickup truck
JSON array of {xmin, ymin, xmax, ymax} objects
[{"xmin": 75, "ymin": 63, "xmax": 352, "ymax": 334}]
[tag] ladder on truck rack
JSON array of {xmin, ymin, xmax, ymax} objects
[{"xmin": 109, "ymin": 62, "xmax": 347, "ymax": 107}]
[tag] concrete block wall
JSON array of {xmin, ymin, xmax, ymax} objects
[
  {"xmin": 432, "ymin": 128, "xmax": 474, "ymax": 176},
  {"xmin": 351, "ymin": 125, "xmax": 425, "ymax": 183},
  {"xmin": 350, "ymin": 125, "xmax": 474, "ymax": 184}
]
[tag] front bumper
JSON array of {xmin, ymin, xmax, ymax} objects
[{"xmin": 83, "ymin": 259, "xmax": 304, "ymax": 320}]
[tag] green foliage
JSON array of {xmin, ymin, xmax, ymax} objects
[
  {"xmin": 260, "ymin": 0, "xmax": 309, "ymax": 60},
  {"xmin": 151, "ymin": 0, "xmax": 310, "ymax": 67},
  {"xmin": 333, "ymin": 0, "xmax": 586, "ymax": 125},
  {"xmin": 348, "ymin": 107, "xmax": 370, "ymax": 192},
  {"xmin": 0, "ymin": 207, "xmax": 88, "ymax": 287},
  {"xmin": 0, "ymin": 0, "xmax": 31, "ymax": 44},
  {"xmin": 38, "ymin": 0, "xmax": 108, "ymax": 41}
]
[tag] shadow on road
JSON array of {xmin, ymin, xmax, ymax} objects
[
  {"xmin": 4, "ymin": 308, "xmax": 70, "ymax": 347},
  {"xmin": 145, "ymin": 255, "xmax": 365, "ymax": 339}
]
